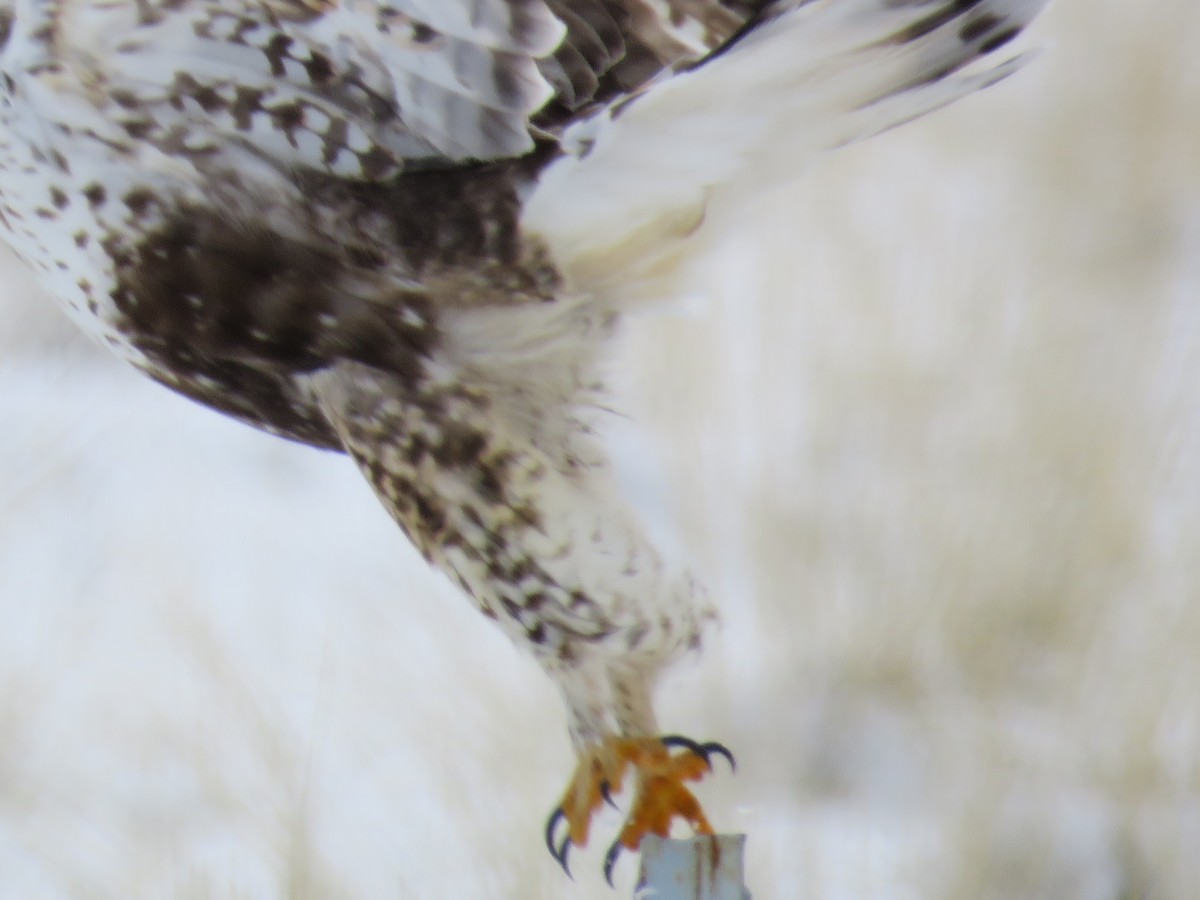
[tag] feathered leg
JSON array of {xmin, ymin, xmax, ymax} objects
[{"xmin": 304, "ymin": 318, "xmax": 729, "ymax": 878}]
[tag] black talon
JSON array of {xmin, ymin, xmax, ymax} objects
[
  {"xmin": 603, "ymin": 838, "xmax": 624, "ymax": 888},
  {"xmin": 557, "ymin": 837, "xmax": 573, "ymax": 880},
  {"xmin": 600, "ymin": 779, "xmax": 619, "ymax": 809},
  {"xmin": 701, "ymin": 740, "xmax": 737, "ymax": 772},
  {"xmin": 661, "ymin": 734, "xmax": 736, "ymax": 771},
  {"xmin": 660, "ymin": 734, "xmax": 708, "ymax": 762},
  {"xmin": 544, "ymin": 807, "xmax": 565, "ymax": 860},
  {"xmin": 544, "ymin": 807, "xmax": 573, "ymax": 878}
]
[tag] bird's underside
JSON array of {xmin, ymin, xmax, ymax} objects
[{"xmin": 0, "ymin": 0, "xmax": 1047, "ymax": 881}]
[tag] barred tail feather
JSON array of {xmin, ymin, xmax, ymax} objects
[{"xmin": 523, "ymin": 0, "xmax": 1048, "ymax": 299}]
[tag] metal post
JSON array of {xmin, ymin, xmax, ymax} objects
[{"xmin": 636, "ymin": 835, "xmax": 751, "ymax": 899}]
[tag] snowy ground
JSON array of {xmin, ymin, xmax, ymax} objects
[{"xmin": 3, "ymin": 3, "xmax": 1199, "ymax": 898}]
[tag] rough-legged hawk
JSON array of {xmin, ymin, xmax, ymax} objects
[{"xmin": 0, "ymin": 0, "xmax": 1046, "ymax": 882}]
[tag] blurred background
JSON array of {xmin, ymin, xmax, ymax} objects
[{"xmin": 1, "ymin": 2, "xmax": 1198, "ymax": 897}]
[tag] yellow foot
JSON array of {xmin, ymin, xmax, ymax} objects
[{"xmin": 544, "ymin": 734, "xmax": 735, "ymax": 883}]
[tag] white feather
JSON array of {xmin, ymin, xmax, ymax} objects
[{"xmin": 523, "ymin": 0, "xmax": 1049, "ymax": 300}]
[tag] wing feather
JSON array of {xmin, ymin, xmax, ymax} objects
[
  {"xmin": 34, "ymin": 0, "xmax": 761, "ymax": 179},
  {"xmin": 522, "ymin": 0, "xmax": 1049, "ymax": 295}
]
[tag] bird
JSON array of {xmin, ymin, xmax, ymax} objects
[{"xmin": 0, "ymin": 0, "xmax": 1047, "ymax": 883}]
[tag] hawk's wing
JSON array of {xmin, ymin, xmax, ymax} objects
[
  {"xmin": 521, "ymin": 0, "xmax": 1049, "ymax": 289},
  {"xmin": 37, "ymin": 0, "xmax": 764, "ymax": 178}
]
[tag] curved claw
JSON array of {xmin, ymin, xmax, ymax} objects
[
  {"xmin": 544, "ymin": 807, "xmax": 565, "ymax": 860},
  {"xmin": 701, "ymin": 740, "xmax": 737, "ymax": 773},
  {"xmin": 603, "ymin": 838, "xmax": 624, "ymax": 888},
  {"xmin": 660, "ymin": 734, "xmax": 736, "ymax": 772},
  {"xmin": 543, "ymin": 807, "xmax": 573, "ymax": 878},
  {"xmin": 600, "ymin": 779, "xmax": 619, "ymax": 810},
  {"xmin": 557, "ymin": 837, "xmax": 573, "ymax": 880},
  {"xmin": 660, "ymin": 734, "xmax": 708, "ymax": 762}
]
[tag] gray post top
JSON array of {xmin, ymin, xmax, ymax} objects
[{"xmin": 636, "ymin": 834, "xmax": 751, "ymax": 900}]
